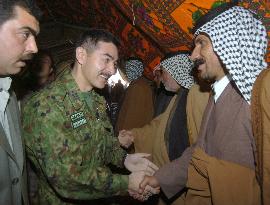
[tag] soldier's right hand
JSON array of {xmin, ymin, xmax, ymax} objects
[
  {"xmin": 139, "ymin": 175, "xmax": 160, "ymax": 195},
  {"xmin": 128, "ymin": 172, "xmax": 160, "ymax": 201},
  {"xmin": 129, "ymin": 185, "xmax": 157, "ymax": 201},
  {"xmin": 128, "ymin": 171, "xmax": 145, "ymax": 192},
  {"xmin": 118, "ymin": 130, "xmax": 134, "ymax": 148}
]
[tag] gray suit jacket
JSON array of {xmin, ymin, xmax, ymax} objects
[{"xmin": 0, "ymin": 92, "xmax": 29, "ymax": 205}]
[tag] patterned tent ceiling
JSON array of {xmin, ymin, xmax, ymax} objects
[{"xmin": 35, "ymin": 0, "xmax": 270, "ymax": 78}]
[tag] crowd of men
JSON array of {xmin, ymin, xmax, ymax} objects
[{"xmin": 0, "ymin": 1, "xmax": 269, "ymax": 205}]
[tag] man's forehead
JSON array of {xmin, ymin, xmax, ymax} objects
[
  {"xmin": 160, "ymin": 67, "xmax": 168, "ymax": 73},
  {"xmin": 13, "ymin": 5, "xmax": 40, "ymax": 34},
  {"xmin": 194, "ymin": 33, "xmax": 210, "ymax": 42},
  {"xmin": 94, "ymin": 42, "xmax": 119, "ymax": 60},
  {"xmin": 96, "ymin": 41, "xmax": 117, "ymax": 49}
]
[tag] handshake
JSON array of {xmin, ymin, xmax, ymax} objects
[
  {"xmin": 124, "ymin": 153, "xmax": 160, "ymax": 201},
  {"xmin": 120, "ymin": 130, "xmax": 160, "ymax": 201}
]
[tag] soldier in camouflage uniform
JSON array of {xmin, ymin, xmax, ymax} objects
[{"xmin": 22, "ymin": 29, "xmax": 159, "ymax": 204}]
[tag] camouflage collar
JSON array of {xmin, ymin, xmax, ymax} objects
[
  {"xmin": 59, "ymin": 69, "xmax": 100, "ymax": 111},
  {"xmin": 59, "ymin": 69, "xmax": 86, "ymax": 111}
]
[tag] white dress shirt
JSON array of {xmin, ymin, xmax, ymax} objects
[
  {"xmin": 212, "ymin": 75, "xmax": 231, "ymax": 103},
  {"xmin": 0, "ymin": 77, "xmax": 13, "ymax": 150}
]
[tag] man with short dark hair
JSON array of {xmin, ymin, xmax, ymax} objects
[
  {"xmin": 0, "ymin": 1, "xmax": 40, "ymax": 204},
  {"xmin": 0, "ymin": 1, "xmax": 39, "ymax": 204},
  {"xmin": 139, "ymin": 3, "xmax": 267, "ymax": 204},
  {"xmin": 22, "ymin": 29, "xmax": 158, "ymax": 204}
]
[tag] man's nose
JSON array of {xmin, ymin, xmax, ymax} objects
[
  {"xmin": 190, "ymin": 46, "xmax": 199, "ymax": 62},
  {"xmin": 26, "ymin": 36, "xmax": 38, "ymax": 54},
  {"xmin": 109, "ymin": 62, "xmax": 117, "ymax": 75}
]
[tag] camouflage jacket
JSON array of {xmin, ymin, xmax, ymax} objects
[{"xmin": 22, "ymin": 69, "xmax": 128, "ymax": 204}]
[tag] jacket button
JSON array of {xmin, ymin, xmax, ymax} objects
[{"xmin": 12, "ymin": 178, "xmax": 19, "ymax": 185}]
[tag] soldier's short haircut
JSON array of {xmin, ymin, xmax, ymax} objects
[
  {"xmin": 0, "ymin": 0, "xmax": 41, "ymax": 27},
  {"xmin": 75, "ymin": 28, "xmax": 120, "ymax": 53}
]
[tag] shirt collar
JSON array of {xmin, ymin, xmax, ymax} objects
[
  {"xmin": 0, "ymin": 77, "xmax": 12, "ymax": 91},
  {"xmin": 212, "ymin": 75, "xmax": 231, "ymax": 103},
  {"xmin": 0, "ymin": 77, "xmax": 12, "ymax": 112}
]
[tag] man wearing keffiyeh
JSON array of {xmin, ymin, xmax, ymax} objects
[
  {"xmin": 115, "ymin": 57, "xmax": 155, "ymax": 133},
  {"xmin": 119, "ymin": 51, "xmax": 195, "ymax": 204},
  {"xmin": 125, "ymin": 58, "xmax": 144, "ymax": 82},
  {"xmin": 138, "ymin": 3, "xmax": 267, "ymax": 205}
]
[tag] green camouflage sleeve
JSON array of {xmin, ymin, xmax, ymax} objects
[
  {"xmin": 94, "ymin": 93, "xmax": 127, "ymax": 168},
  {"xmin": 23, "ymin": 102, "xmax": 129, "ymax": 200},
  {"xmin": 104, "ymin": 135, "xmax": 127, "ymax": 168}
]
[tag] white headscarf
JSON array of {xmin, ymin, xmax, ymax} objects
[
  {"xmin": 194, "ymin": 6, "xmax": 268, "ymax": 104},
  {"xmin": 160, "ymin": 52, "xmax": 194, "ymax": 89},
  {"xmin": 125, "ymin": 59, "xmax": 144, "ymax": 82}
]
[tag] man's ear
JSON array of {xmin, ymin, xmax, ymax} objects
[{"xmin": 76, "ymin": 47, "xmax": 87, "ymax": 65}]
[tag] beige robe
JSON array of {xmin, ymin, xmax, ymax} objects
[
  {"xmin": 186, "ymin": 83, "xmax": 209, "ymax": 144},
  {"xmin": 251, "ymin": 68, "xmax": 270, "ymax": 205},
  {"xmin": 132, "ymin": 95, "xmax": 177, "ymax": 167},
  {"xmin": 115, "ymin": 76, "xmax": 154, "ymax": 133},
  {"xmin": 186, "ymin": 148, "xmax": 260, "ymax": 205},
  {"xmin": 133, "ymin": 95, "xmax": 186, "ymax": 205},
  {"xmin": 133, "ymin": 85, "xmax": 209, "ymax": 205}
]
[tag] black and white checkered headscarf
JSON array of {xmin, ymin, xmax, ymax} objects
[
  {"xmin": 160, "ymin": 53, "xmax": 194, "ymax": 89},
  {"xmin": 194, "ymin": 6, "xmax": 268, "ymax": 104},
  {"xmin": 125, "ymin": 59, "xmax": 144, "ymax": 82}
]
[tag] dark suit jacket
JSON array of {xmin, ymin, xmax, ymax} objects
[{"xmin": 0, "ymin": 91, "xmax": 29, "ymax": 205}]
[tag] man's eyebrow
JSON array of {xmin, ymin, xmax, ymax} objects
[
  {"xmin": 194, "ymin": 37, "xmax": 202, "ymax": 44},
  {"xmin": 20, "ymin": 26, "xmax": 38, "ymax": 36},
  {"xmin": 103, "ymin": 53, "xmax": 114, "ymax": 60}
]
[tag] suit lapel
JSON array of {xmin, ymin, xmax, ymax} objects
[
  {"xmin": 6, "ymin": 93, "xmax": 23, "ymax": 173},
  {"xmin": 213, "ymin": 83, "xmax": 243, "ymax": 140},
  {"xmin": 0, "ymin": 123, "xmax": 17, "ymax": 162},
  {"xmin": 196, "ymin": 95, "xmax": 215, "ymax": 148}
]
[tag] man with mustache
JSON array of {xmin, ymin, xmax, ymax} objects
[
  {"xmin": 22, "ymin": 29, "xmax": 159, "ymax": 204},
  {"xmin": 138, "ymin": 3, "xmax": 267, "ymax": 204},
  {"xmin": 0, "ymin": 1, "xmax": 39, "ymax": 204},
  {"xmin": 119, "ymin": 51, "xmax": 195, "ymax": 204}
]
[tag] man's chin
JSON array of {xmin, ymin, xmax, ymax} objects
[
  {"xmin": 200, "ymin": 74, "xmax": 215, "ymax": 83},
  {"xmin": 95, "ymin": 82, "xmax": 106, "ymax": 89},
  {"xmin": 9, "ymin": 67, "xmax": 24, "ymax": 75}
]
